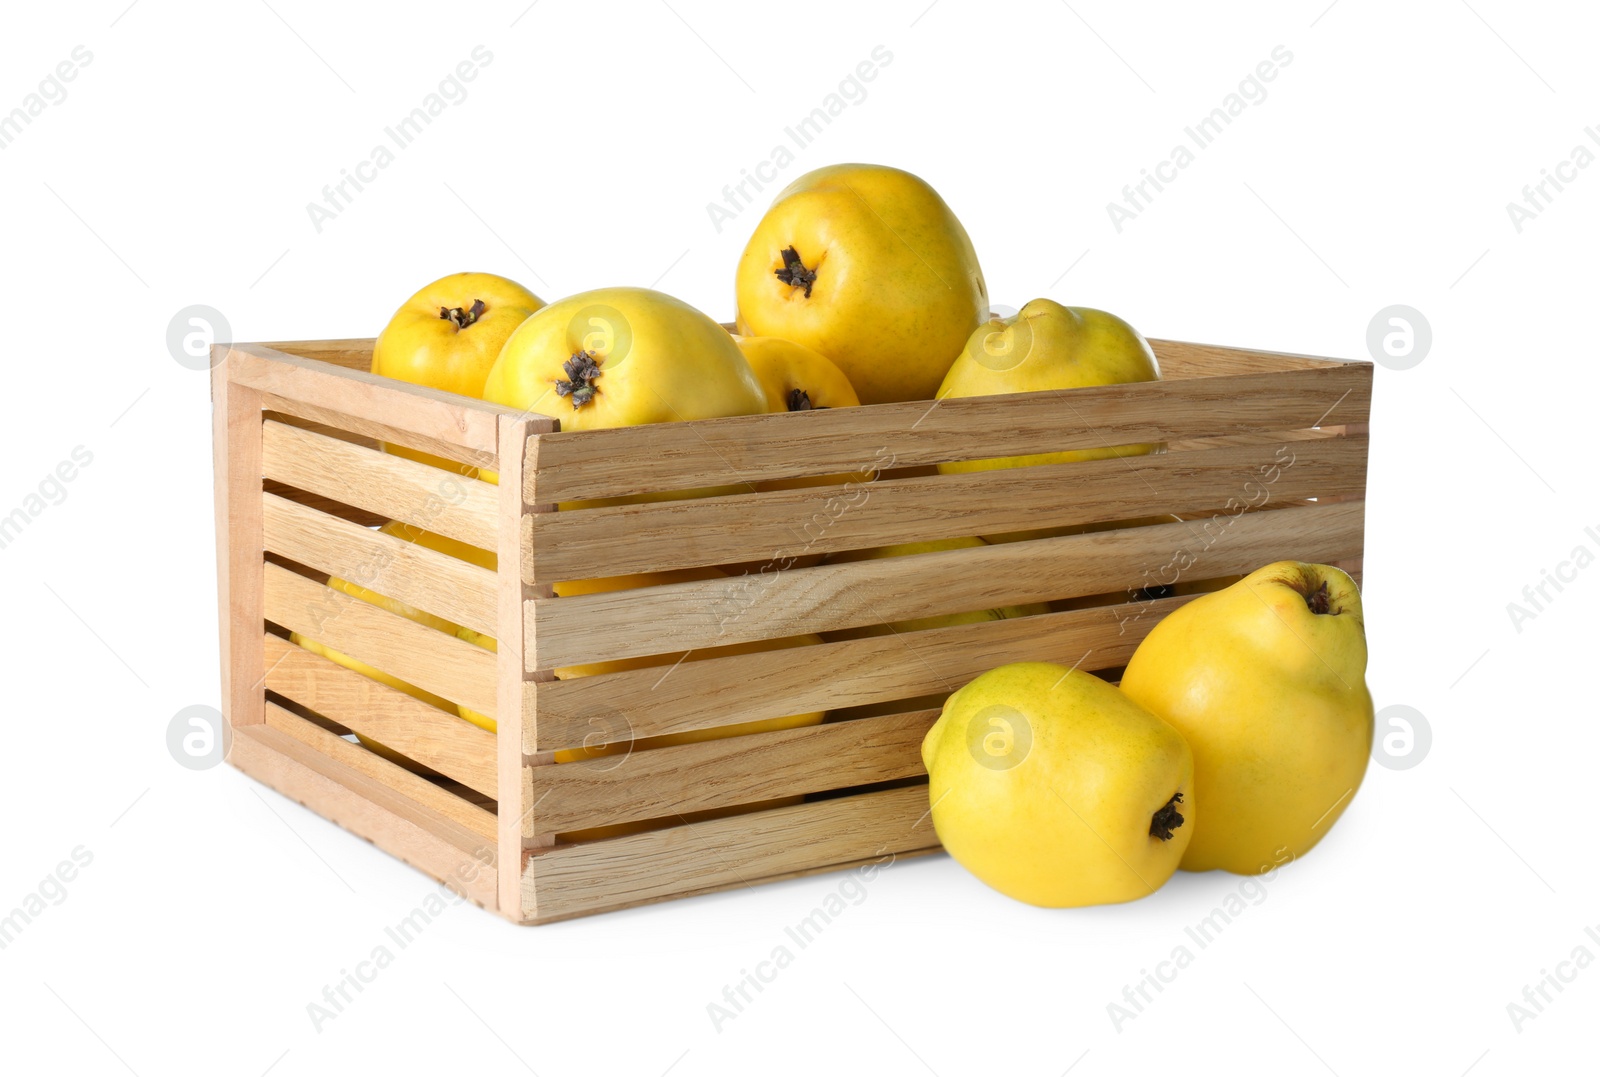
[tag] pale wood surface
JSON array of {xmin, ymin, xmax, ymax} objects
[
  {"xmin": 523, "ymin": 362, "xmax": 1371, "ymax": 503},
  {"xmin": 261, "ymin": 419, "xmax": 499, "ymax": 550},
  {"xmin": 262, "ymin": 634, "xmax": 497, "ymax": 798},
  {"xmin": 261, "ymin": 492, "xmax": 498, "ymax": 637},
  {"xmin": 523, "ymin": 784, "xmax": 937, "ymax": 921},
  {"xmin": 213, "ymin": 356, "xmax": 266, "ymax": 729},
  {"xmin": 262, "ymin": 393, "xmax": 488, "ymax": 472},
  {"xmin": 495, "ymin": 413, "xmax": 552, "ymax": 913},
  {"xmin": 261, "ymin": 338, "xmax": 376, "ymax": 372},
  {"xmin": 526, "ymin": 593, "xmax": 1191, "ymax": 752},
  {"xmin": 525, "ymin": 435, "xmax": 1367, "ymax": 582},
  {"xmin": 525, "ymin": 500, "xmax": 1366, "ymax": 671},
  {"xmin": 229, "ymin": 341, "xmax": 516, "ymax": 444},
  {"xmin": 262, "ymin": 702, "xmax": 496, "ymax": 843},
  {"xmin": 263, "ymin": 562, "xmax": 498, "ymax": 718},
  {"xmin": 527, "ymin": 708, "xmax": 937, "ymax": 836},
  {"xmin": 1149, "ymin": 338, "xmax": 1346, "ymax": 376},
  {"xmin": 231, "ymin": 722, "xmax": 498, "ymax": 909}
]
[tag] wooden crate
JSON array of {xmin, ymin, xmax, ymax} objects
[{"xmin": 211, "ymin": 335, "xmax": 1371, "ymax": 923}]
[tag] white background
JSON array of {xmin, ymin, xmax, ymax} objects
[{"xmin": 1, "ymin": 0, "xmax": 1595, "ymax": 1073}]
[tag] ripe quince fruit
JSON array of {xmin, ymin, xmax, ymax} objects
[
  {"xmin": 1119, "ymin": 561, "xmax": 1374, "ymax": 873},
  {"xmin": 922, "ymin": 662, "xmax": 1194, "ymax": 907}
]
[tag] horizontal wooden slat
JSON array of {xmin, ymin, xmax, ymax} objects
[
  {"xmin": 527, "ymin": 709, "xmax": 936, "ymax": 836},
  {"xmin": 231, "ymin": 723, "xmax": 500, "ymax": 909},
  {"xmin": 264, "ymin": 562, "xmax": 498, "ymax": 718},
  {"xmin": 262, "ymin": 395, "xmax": 488, "ymax": 472},
  {"xmin": 261, "ymin": 419, "xmax": 499, "ymax": 550},
  {"xmin": 526, "ymin": 499, "xmax": 1364, "ymax": 671},
  {"xmin": 226, "ymin": 343, "xmax": 524, "ymax": 455},
  {"xmin": 523, "ymin": 784, "xmax": 937, "ymax": 921},
  {"xmin": 262, "ymin": 338, "xmax": 376, "ymax": 372},
  {"xmin": 262, "ymin": 492, "xmax": 498, "ymax": 637},
  {"xmin": 526, "ymin": 435, "xmax": 1366, "ymax": 581},
  {"xmin": 261, "ymin": 702, "xmax": 496, "ymax": 843},
  {"xmin": 527, "ymin": 594, "xmax": 1193, "ymax": 752},
  {"xmin": 1151, "ymin": 338, "xmax": 1342, "ymax": 376},
  {"xmin": 263, "ymin": 634, "xmax": 497, "ymax": 798},
  {"xmin": 524, "ymin": 361, "xmax": 1371, "ymax": 502}
]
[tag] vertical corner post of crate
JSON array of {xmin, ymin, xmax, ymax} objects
[
  {"xmin": 494, "ymin": 411, "xmax": 554, "ymax": 921},
  {"xmin": 1320, "ymin": 362, "xmax": 1374, "ymax": 587},
  {"xmin": 211, "ymin": 345, "xmax": 266, "ymax": 739}
]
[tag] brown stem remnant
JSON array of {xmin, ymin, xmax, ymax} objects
[
  {"xmin": 774, "ymin": 246, "xmax": 817, "ymax": 297},
  {"xmin": 1305, "ymin": 580, "xmax": 1332, "ymax": 615},
  {"xmin": 786, "ymin": 388, "xmax": 830, "ymax": 412},
  {"xmin": 1150, "ymin": 791, "xmax": 1185, "ymax": 841},
  {"xmin": 439, "ymin": 298, "xmax": 487, "ymax": 329},
  {"xmin": 553, "ymin": 350, "xmax": 603, "ymax": 409}
]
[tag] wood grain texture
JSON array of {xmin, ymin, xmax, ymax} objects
[
  {"xmin": 262, "ymin": 702, "xmax": 496, "ymax": 842},
  {"xmin": 523, "ymin": 362, "xmax": 1372, "ymax": 502},
  {"xmin": 231, "ymin": 721, "xmax": 498, "ymax": 909},
  {"xmin": 261, "ymin": 492, "xmax": 498, "ymax": 637},
  {"xmin": 261, "ymin": 394, "xmax": 489, "ymax": 472},
  {"xmin": 261, "ymin": 338, "xmax": 375, "ymax": 372},
  {"xmin": 263, "ymin": 562, "xmax": 498, "ymax": 718},
  {"xmin": 229, "ymin": 343, "xmax": 517, "ymax": 456},
  {"xmin": 527, "ymin": 709, "xmax": 937, "ymax": 836},
  {"xmin": 526, "ymin": 594, "xmax": 1192, "ymax": 752},
  {"xmin": 525, "ymin": 500, "xmax": 1366, "ymax": 671},
  {"xmin": 1150, "ymin": 338, "xmax": 1348, "ymax": 376},
  {"xmin": 213, "ymin": 357, "xmax": 266, "ymax": 729},
  {"xmin": 525, "ymin": 436, "xmax": 1367, "ymax": 581},
  {"xmin": 261, "ymin": 419, "xmax": 499, "ymax": 550},
  {"xmin": 495, "ymin": 413, "xmax": 551, "ymax": 913},
  {"xmin": 262, "ymin": 634, "xmax": 497, "ymax": 798},
  {"xmin": 522, "ymin": 784, "xmax": 937, "ymax": 921}
]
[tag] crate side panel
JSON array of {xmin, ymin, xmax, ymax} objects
[
  {"xmin": 264, "ymin": 562, "xmax": 498, "ymax": 718},
  {"xmin": 262, "ymin": 420, "xmax": 498, "ymax": 550},
  {"xmin": 263, "ymin": 634, "xmax": 497, "ymax": 798},
  {"xmin": 526, "ymin": 434, "xmax": 1367, "ymax": 582},
  {"xmin": 262, "ymin": 492, "xmax": 498, "ymax": 637},
  {"xmin": 525, "ymin": 500, "xmax": 1366, "ymax": 671},
  {"xmin": 523, "ymin": 785, "xmax": 937, "ymax": 921},
  {"xmin": 525, "ymin": 363, "xmax": 1371, "ymax": 503}
]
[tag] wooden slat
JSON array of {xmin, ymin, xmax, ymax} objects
[
  {"xmin": 496, "ymin": 412, "xmax": 549, "ymax": 913},
  {"xmin": 523, "ymin": 784, "xmax": 937, "ymax": 921},
  {"xmin": 262, "ymin": 394, "xmax": 489, "ymax": 473},
  {"xmin": 262, "ymin": 702, "xmax": 495, "ymax": 842},
  {"xmin": 527, "ymin": 594, "xmax": 1192, "ymax": 752},
  {"xmin": 213, "ymin": 359, "xmax": 266, "ymax": 729},
  {"xmin": 1151, "ymin": 338, "xmax": 1342, "ymax": 376},
  {"xmin": 225, "ymin": 343, "xmax": 519, "ymax": 455},
  {"xmin": 527, "ymin": 709, "xmax": 936, "ymax": 836},
  {"xmin": 261, "ymin": 493, "xmax": 498, "ymax": 637},
  {"xmin": 261, "ymin": 419, "xmax": 499, "ymax": 550},
  {"xmin": 525, "ymin": 435, "xmax": 1366, "ymax": 581},
  {"xmin": 262, "ymin": 338, "xmax": 375, "ymax": 372},
  {"xmin": 525, "ymin": 499, "xmax": 1365, "ymax": 671},
  {"xmin": 230, "ymin": 721, "xmax": 498, "ymax": 909},
  {"xmin": 524, "ymin": 362, "xmax": 1371, "ymax": 502},
  {"xmin": 263, "ymin": 562, "xmax": 498, "ymax": 718},
  {"xmin": 263, "ymin": 634, "xmax": 497, "ymax": 798}
]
